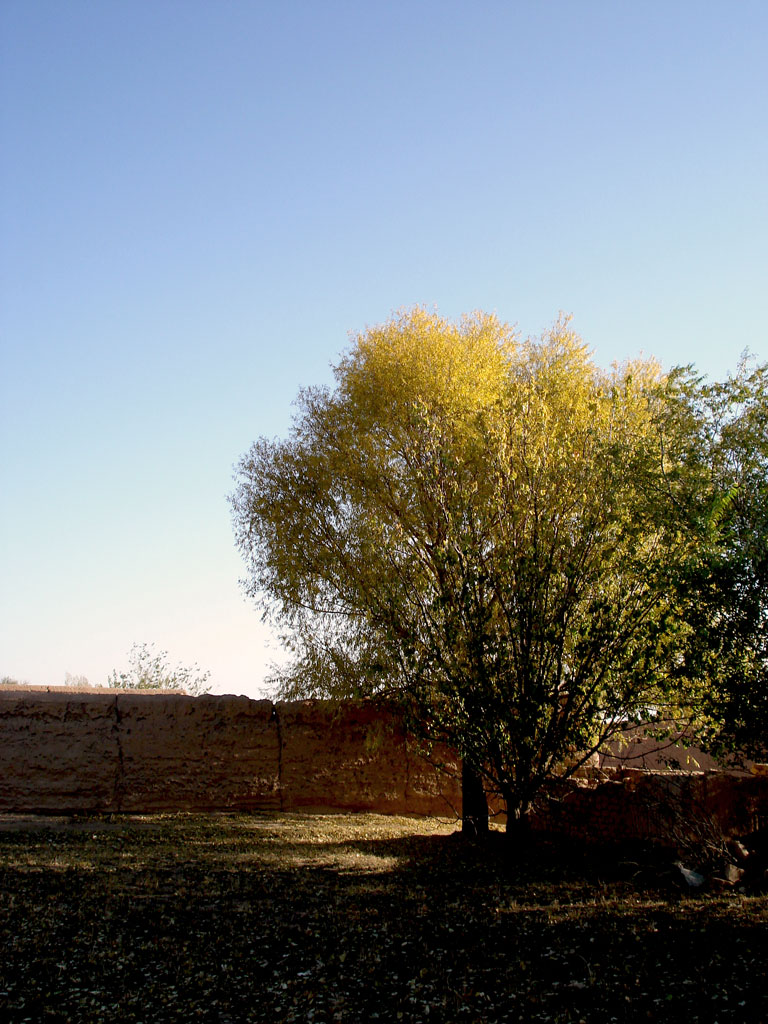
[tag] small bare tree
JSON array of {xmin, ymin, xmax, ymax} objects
[{"xmin": 107, "ymin": 642, "xmax": 211, "ymax": 696}]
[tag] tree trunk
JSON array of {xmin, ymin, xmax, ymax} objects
[
  {"xmin": 461, "ymin": 761, "xmax": 489, "ymax": 837},
  {"xmin": 504, "ymin": 791, "xmax": 532, "ymax": 842}
]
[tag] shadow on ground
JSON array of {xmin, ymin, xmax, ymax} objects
[{"xmin": 0, "ymin": 812, "xmax": 765, "ymax": 1023}]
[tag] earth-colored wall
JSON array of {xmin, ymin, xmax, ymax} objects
[
  {"xmin": 1, "ymin": 688, "xmax": 765, "ymax": 844},
  {"xmin": 529, "ymin": 768, "xmax": 768, "ymax": 845},
  {"xmin": 0, "ymin": 689, "xmax": 460, "ymax": 817}
]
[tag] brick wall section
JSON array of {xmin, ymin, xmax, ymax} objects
[
  {"xmin": 0, "ymin": 689, "xmax": 119, "ymax": 812},
  {"xmin": 275, "ymin": 700, "xmax": 460, "ymax": 816},
  {"xmin": 0, "ymin": 689, "xmax": 460, "ymax": 818},
  {"xmin": 1, "ymin": 688, "xmax": 766, "ymax": 843},
  {"xmin": 530, "ymin": 770, "xmax": 768, "ymax": 845},
  {"xmin": 117, "ymin": 694, "xmax": 281, "ymax": 813},
  {"xmin": 0, "ymin": 690, "xmax": 282, "ymax": 814}
]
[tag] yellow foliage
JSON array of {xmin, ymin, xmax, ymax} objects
[
  {"xmin": 232, "ymin": 306, "xmax": 687, "ymax": 821},
  {"xmin": 338, "ymin": 307, "xmax": 515, "ymax": 424}
]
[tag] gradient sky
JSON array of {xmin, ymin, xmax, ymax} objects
[{"xmin": 1, "ymin": 1, "xmax": 766, "ymax": 698}]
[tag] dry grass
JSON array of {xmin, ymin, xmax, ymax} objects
[{"xmin": 0, "ymin": 811, "xmax": 766, "ymax": 1023}]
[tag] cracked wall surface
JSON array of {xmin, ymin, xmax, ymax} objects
[
  {"xmin": 1, "ymin": 689, "xmax": 765, "ymax": 843},
  {"xmin": 0, "ymin": 690, "xmax": 459, "ymax": 816}
]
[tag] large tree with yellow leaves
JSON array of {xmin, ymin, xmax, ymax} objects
[{"xmin": 231, "ymin": 310, "xmax": 690, "ymax": 832}]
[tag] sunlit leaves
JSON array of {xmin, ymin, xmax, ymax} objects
[{"xmin": 231, "ymin": 309, "xmax": 689, "ymax": 821}]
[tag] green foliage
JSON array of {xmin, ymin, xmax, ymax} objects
[
  {"xmin": 107, "ymin": 642, "xmax": 211, "ymax": 696},
  {"xmin": 660, "ymin": 356, "xmax": 768, "ymax": 761},
  {"xmin": 232, "ymin": 309, "xmax": 694, "ymax": 823}
]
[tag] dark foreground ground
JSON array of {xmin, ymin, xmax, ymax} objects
[{"xmin": 0, "ymin": 812, "xmax": 766, "ymax": 1024}]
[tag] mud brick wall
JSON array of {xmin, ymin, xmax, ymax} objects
[
  {"xmin": 0, "ymin": 690, "xmax": 281, "ymax": 814},
  {"xmin": 1, "ymin": 688, "xmax": 765, "ymax": 843},
  {"xmin": 276, "ymin": 700, "xmax": 459, "ymax": 816},
  {"xmin": 0, "ymin": 689, "xmax": 460, "ymax": 817},
  {"xmin": 532, "ymin": 769, "xmax": 768, "ymax": 844}
]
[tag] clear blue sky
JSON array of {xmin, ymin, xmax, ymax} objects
[{"xmin": 1, "ymin": 1, "xmax": 766, "ymax": 697}]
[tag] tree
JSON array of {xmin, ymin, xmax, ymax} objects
[
  {"xmin": 231, "ymin": 309, "xmax": 691, "ymax": 832},
  {"xmin": 660, "ymin": 358, "xmax": 768, "ymax": 761},
  {"xmin": 64, "ymin": 672, "xmax": 90, "ymax": 688},
  {"xmin": 107, "ymin": 642, "xmax": 211, "ymax": 696}
]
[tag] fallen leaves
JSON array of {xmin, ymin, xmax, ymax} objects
[{"xmin": 0, "ymin": 812, "xmax": 765, "ymax": 1022}]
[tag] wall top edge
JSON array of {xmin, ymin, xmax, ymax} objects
[{"xmin": 0, "ymin": 688, "xmax": 392, "ymax": 711}]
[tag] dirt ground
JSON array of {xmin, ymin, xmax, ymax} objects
[{"xmin": 0, "ymin": 811, "xmax": 766, "ymax": 1023}]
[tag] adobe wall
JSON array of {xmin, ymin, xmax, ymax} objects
[
  {"xmin": 0, "ymin": 689, "xmax": 460, "ymax": 818},
  {"xmin": 530, "ymin": 769, "xmax": 768, "ymax": 846},
  {"xmin": 1, "ymin": 688, "xmax": 766, "ymax": 844},
  {"xmin": 599, "ymin": 725, "xmax": 731, "ymax": 772}
]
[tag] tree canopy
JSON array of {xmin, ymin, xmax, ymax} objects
[
  {"xmin": 661, "ymin": 358, "xmax": 768, "ymax": 762},
  {"xmin": 231, "ymin": 309, "xmax": 765, "ymax": 828}
]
